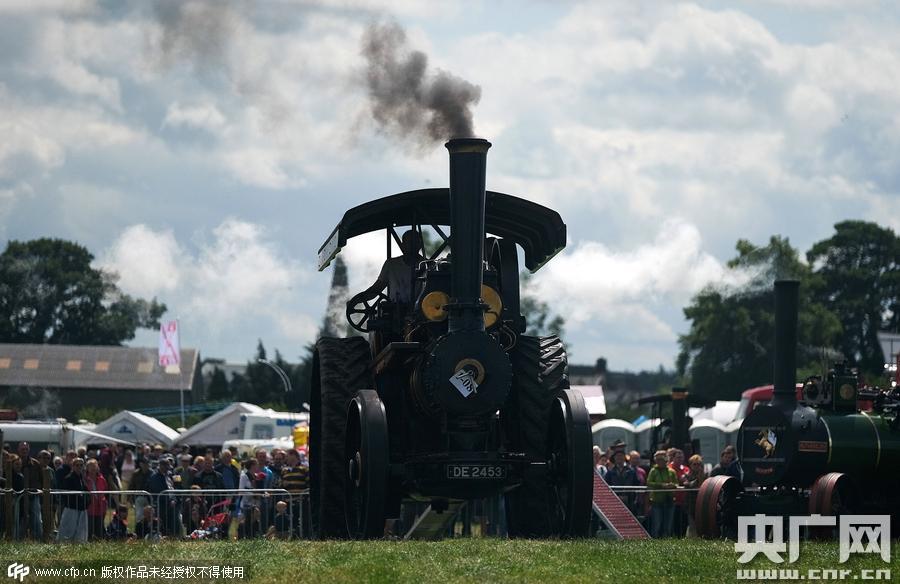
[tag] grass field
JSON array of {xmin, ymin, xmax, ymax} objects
[{"xmin": 0, "ymin": 539, "xmax": 896, "ymax": 583}]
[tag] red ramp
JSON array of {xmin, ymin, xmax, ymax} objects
[{"xmin": 592, "ymin": 472, "xmax": 649, "ymax": 539}]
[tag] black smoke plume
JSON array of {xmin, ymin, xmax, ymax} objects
[{"xmin": 362, "ymin": 21, "xmax": 481, "ymax": 147}]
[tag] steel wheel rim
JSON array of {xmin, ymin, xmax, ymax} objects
[
  {"xmin": 344, "ymin": 390, "xmax": 389, "ymax": 539},
  {"xmin": 547, "ymin": 389, "xmax": 592, "ymax": 537}
]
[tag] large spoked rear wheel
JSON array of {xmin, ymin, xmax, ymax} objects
[
  {"xmin": 310, "ymin": 336, "xmax": 372, "ymax": 539},
  {"xmin": 345, "ymin": 390, "xmax": 389, "ymax": 539},
  {"xmin": 547, "ymin": 388, "xmax": 593, "ymax": 537},
  {"xmin": 502, "ymin": 335, "xmax": 569, "ymax": 538},
  {"xmin": 695, "ymin": 475, "xmax": 742, "ymax": 539}
]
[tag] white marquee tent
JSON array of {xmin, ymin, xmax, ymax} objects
[
  {"xmin": 92, "ymin": 410, "xmax": 180, "ymax": 448},
  {"xmin": 174, "ymin": 402, "xmax": 264, "ymax": 448}
]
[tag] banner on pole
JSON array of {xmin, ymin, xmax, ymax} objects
[{"xmin": 158, "ymin": 320, "xmax": 181, "ymax": 367}]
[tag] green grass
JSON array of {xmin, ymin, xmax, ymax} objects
[{"xmin": 0, "ymin": 539, "xmax": 896, "ymax": 583}]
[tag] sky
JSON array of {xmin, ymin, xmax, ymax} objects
[{"xmin": 1, "ymin": 0, "xmax": 899, "ymax": 371}]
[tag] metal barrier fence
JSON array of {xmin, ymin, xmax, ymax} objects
[
  {"xmin": 0, "ymin": 488, "xmax": 308, "ymax": 542},
  {"xmin": 153, "ymin": 489, "xmax": 301, "ymax": 540},
  {"xmin": 0, "ymin": 483, "xmax": 736, "ymax": 541}
]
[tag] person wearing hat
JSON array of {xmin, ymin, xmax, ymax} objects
[
  {"xmin": 605, "ymin": 448, "xmax": 638, "ymax": 513},
  {"xmin": 148, "ymin": 456, "xmax": 180, "ymax": 537}
]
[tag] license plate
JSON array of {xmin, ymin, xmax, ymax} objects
[{"xmin": 446, "ymin": 464, "xmax": 506, "ymax": 480}]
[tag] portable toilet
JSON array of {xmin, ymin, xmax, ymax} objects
[
  {"xmin": 725, "ymin": 418, "xmax": 743, "ymax": 446},
  {"xmin": 689, "ymin": 419, "xmax": 728, "ymax": 460},
  {"xmin": 634, "ymin": 418, "xmax": 661, "ymax": 456},
  {"xmin": 591, "ymin": 419, "xmax": 635, "ymax": 451}
]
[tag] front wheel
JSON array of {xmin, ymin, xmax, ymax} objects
[
  {"xmin": 695, "ymin": 475, "xmax": 742, "ymax": 539},
  {"xmin": 547, "ymin": 389, "xmax": 593, "ymax": 537},
  {"xmin": 345, "ymin": 390, "xmax": 389, "ymax": 539}
]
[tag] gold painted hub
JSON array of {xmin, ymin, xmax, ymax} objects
[{"xmin": 421, "ymin": 291, "xmax": 450, "ymax": 321}]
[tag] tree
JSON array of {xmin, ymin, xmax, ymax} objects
[
  {"xmin": 807, "ymin": 221, "xmax": 900, "ymax": 377},
  {"xmin": 233, "ymin": 340, "xmax": 297, "ymax": 408},
  {"xmin": 0, "ymin": 238, "xmax": 166, "ymax": 345},
  {"xmin": 520, "ymin": 270, "xmax": 565, "ymax": 338},
  {"xmin": 206, "ymin": 366, "xmax": 232, "ymax": 401},
  {"xmin": 74, "ymin": 406, "xmax": 117, "ymax": 423},
  {"xmin": 677, "ymin": 236, "xmax": 841, "ymax": 400}
]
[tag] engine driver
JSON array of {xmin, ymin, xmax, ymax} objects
[{"xmin": 353, "ymin": 229, "xmax": 423, "ymax": 305}]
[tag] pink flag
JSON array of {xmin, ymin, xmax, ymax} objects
[{"xmin": 158, "ymin": 320, "xmax": 181, "ymax": 367}]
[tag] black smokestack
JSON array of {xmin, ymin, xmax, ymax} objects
[
  {"xmin": 362, "ymin": 22, "xmax": 481, "ymax": 148},
  {"xmin": 772, "ymin": 280, "xmax": 799, "ymax": 411},
  {"xmin": 446, "ymin": 138, "xmax": 490, "ymax": 333}
]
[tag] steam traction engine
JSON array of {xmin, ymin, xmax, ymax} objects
[
  {"xmin": 695, "ymin": 280, "xmax": 900, "ymax": 538},
  {"xmin": 310, "ymin": 138, "xmax": 593, "ymax": 539}
]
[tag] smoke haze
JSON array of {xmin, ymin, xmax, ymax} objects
[
  {"xmin": 151, "ymin": 0, "xmax": 238, "ymax": 70},
  {"xmin": 362, "ymin": 21, "xmax": 481, "ymax": 148}
]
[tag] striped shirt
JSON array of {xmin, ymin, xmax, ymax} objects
[{"xmin": 279, "ymin": 465, "xmax": 308, "ymax": 493}]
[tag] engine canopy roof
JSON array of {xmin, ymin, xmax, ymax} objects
[{"xmin": 317, "ymin": 188, "xmax": 566, "ymax": 273}]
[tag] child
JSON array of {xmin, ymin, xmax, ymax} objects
[
  {"xmin": 135, "ymin": 505, "xmax": 160, "ymax": 540},
  {"xmin": 266, "ymin": 501, "xmax": 291, "ymax": 540},
  {"xmin": 106, "ymin": 505, "xmax": 132, "ymax": 540}
]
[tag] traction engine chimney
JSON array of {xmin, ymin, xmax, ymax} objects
[
  {"xmin": 445, "ymin": 137, "xmax": 491, "ymax": 333},
  {"xmin": 773, "ymin": 279, "xmax": 800, "ymax": 411}
]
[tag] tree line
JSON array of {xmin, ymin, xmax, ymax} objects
[
  {"xmin": 677, "ymin": 221, "xmax": 900, "ymax": 400},
  {"xmin": 5, "ymin": 221, "xmax": 895, "ymax": 409}
]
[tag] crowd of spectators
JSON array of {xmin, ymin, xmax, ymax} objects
[
  {"xmin": 593, "ymin": 442, "xmax": 741, "ymax": 538},
  {"xmin": 0, "ymin": 441, "xmax": 310, "ymax": 543}
]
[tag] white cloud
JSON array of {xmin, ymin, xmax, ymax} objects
[
  {"xmin": 99, "ymin": 219, "xmax": 316, "ymax": 350},
  {"xmin": 222, "ymin": 148, "xmax": 302, "ymax": 190},
  {"xmin": 530, "ymin": 219, "xmax": 751, "ymax": 338},
  {"xmin": 100, "ymin": 224, "xmax": 183, "ymax": 296},
  {"xmin": 162, "ymin": 102, "xmax": 226, "ymax": 133},
  {"xmin": 341, "ymin": 230, "xmax": 391, "ymax": 294},
  {"xmin": 189, "ymin": 219, "xmax": 300, "ymax": 317},
  {"xmin": 0, "ymin": 0, "xmax": 96, "ymax": 14},
  {"xmin": 6, "ymin": 1, "xmax": 900, "ymax": 369}
]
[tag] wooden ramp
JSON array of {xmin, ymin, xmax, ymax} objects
[
  {"xmin": 403, "ymin": 502, "xmax": 466, "ymax": 540},
  {"xmin": 592, "ymin": 472, "xmax": 649, "ymax": 539}
]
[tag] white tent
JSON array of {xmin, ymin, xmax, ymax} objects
[
  {"xmin": 571, "ymin": 385, "xmax": 606, "ymax": 416},
  {"xmin": 92, "ymin": 411, "xmax": 180, "ymax": 448},
  {"xmin": 689, "ymin": 401, "xmax": 741, "ymax": 426},
  {"xmin": 1, "ymin": 422, "xmax": 134, "ymax": 452},
  {"xmin": 174, "ymin": 402, "xmax": 264, "ymax": 448}
]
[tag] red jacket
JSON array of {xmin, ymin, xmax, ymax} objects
[
  {"xmin": 669, "ymin": 463, "xmax": 688, "ymax": 506},
  {"xmin": 86, "ymin": 474, "xmax": 108, "ymax": 517}
]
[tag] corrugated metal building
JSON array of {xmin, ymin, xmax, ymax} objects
[{"xmin": 0, "ymin": 343, "xmax": 203, "ymax": 420}]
